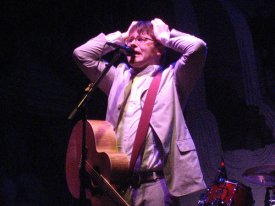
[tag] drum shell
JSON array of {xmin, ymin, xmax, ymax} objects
[{"xmin": 203, "ymin": 180, "xmax": 254, "ymax": 206}]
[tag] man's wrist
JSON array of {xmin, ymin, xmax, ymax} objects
[
  {"xmin": 158, "ymin": 31, "xmax": 170, "ymax": 46},
  {"xmin": 106, "ymin": 31, "xmax": 124, "ymax": 43}
]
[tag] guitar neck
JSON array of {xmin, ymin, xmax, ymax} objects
[{"xmin": 87, "ymin": 162, "xmax": 129, "ymax": 206}]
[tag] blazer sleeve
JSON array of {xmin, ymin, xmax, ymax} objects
[
  {"xmin": 165, "ymin": 29, "xmax": 207, "ymax": 108},
  {"xmin": 72, "ymin": 31, "xmax": 124, "ymax": 95}
]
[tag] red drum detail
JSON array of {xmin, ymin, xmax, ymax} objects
[{"xmin": 204, "ymin": 180, "xmax": 254, "ymax": 206}]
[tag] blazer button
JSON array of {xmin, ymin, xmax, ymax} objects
[{"xmin": 118, "ymin": 104, "xmax": 122, "ymax": 110}]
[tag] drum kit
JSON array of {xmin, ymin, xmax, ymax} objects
[{"xmin": 198, "ymin": 164, "xmax": 275, "ymax": 206}]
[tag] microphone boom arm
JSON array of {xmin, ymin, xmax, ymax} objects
[{"xmin": 68, "ymin": 51, "xmax": 122, "ymax": 120}]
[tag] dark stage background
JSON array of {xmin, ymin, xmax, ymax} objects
[{"xmin": 0, "ymin": 0, "xmax": 274, "ymax": 205}]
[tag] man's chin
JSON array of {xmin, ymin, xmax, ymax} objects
[
  {"xmin": 128, "ymin": 57, "xmax": 135, "ymax": 64},
  {"xmin": 129, "ymin": 61, "xmax": 140, "ymax": 68}
]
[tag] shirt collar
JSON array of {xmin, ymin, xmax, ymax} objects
[{"xmin": 130, "ymin": 65, "xmax": 162, "ymax": 77}]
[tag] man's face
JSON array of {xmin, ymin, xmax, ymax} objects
[{"xmin": 126, "ymin": 31, "xmax": 161, "ymax": 71}]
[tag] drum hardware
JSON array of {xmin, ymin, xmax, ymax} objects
[
  {"xmin": 264, "ymin": 187, "xmax": 275, "ymax": 206},
  {"xmin": 242, "ymin": 164, "xmax": 275, "ymax": 206}
]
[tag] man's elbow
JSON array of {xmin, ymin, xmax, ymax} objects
[
  {"xmin": 72, "ymin": 47, "xmax": 84, "ymax": 63},
  {"xmin": 197, "ymin": 39, "xmax": 207, "ymax": 60}
]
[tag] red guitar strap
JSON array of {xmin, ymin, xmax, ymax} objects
[{"xmin": 128, "ymin": 70, "xmax": 163, "ymax": 173}]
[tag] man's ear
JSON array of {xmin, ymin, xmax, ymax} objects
[{"xmin": 156, "ymin": 44, "xmax": 165, "ymax": 56}]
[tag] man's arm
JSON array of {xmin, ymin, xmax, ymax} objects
[{"xmin": 168, "ymin": 29, "xmax": 207, "ymax": 108}]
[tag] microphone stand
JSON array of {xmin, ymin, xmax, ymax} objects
[
  {"xmin": 216, "ymin": 157, "xmax": 227, "ymax": 184},
  {"xmin": 68, "ymin": 50, "xmax": 122, "ymax": 206}
]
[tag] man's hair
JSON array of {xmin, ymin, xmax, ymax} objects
[
  {"xmin": 129, "ymin": 21, "xmax": 155, "ymax": 39},
  {"xmin": 129, "ymin": 20, "xmax": 166, "ymax": 60}
]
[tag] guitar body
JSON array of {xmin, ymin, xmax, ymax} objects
[{"xmin": 66, "ymin": 120, "xmax": 129, "ymax": 206}]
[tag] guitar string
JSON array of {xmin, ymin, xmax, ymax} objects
[{"xmin": 85, "ymin": 161, "xmax": 129, "ymax": 206}]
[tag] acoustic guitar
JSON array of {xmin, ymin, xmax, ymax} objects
[{"xmin": 66, "ymin": 120, "xmax": 129, "ymax": 206}]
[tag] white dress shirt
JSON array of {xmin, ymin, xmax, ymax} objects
[{"xmin": 116, "ymin": 65, "xmax": 163, "ymax": 172}]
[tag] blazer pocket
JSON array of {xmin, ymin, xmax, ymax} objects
[{"xmin": 176, "ymin": 139, "xmax": 196, "ymax": 154}]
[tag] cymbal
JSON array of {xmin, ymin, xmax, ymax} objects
[{"xmin": 242, "ymin": 165, "xmax": 275, "ymax": 187}]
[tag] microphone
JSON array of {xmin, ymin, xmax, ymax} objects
[{"xmin": 106, "ymin": 42, "xmax": 135, "ymax": 57}]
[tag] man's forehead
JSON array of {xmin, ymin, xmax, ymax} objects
[{"xmin": 129, "ymin": 31, "xmax": 151, "ymax": 37}]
